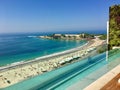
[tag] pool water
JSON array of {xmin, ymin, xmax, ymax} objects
[{"xmin": 3, "ymin": 50, "xmax": 120, "ymax": 90}]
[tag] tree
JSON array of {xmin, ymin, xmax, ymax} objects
[{"xmin": 109, "ymin": 5, "xmax": 120, "ymax": 50}]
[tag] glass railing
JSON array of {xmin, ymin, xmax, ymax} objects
[{"xmin": 3, "ymin": 49, "xmax": 120, "ymax": 90}]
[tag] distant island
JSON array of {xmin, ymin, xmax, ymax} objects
[{"xmin": 38, "ymin": 33, "xmax": 106, "ymax": 40}]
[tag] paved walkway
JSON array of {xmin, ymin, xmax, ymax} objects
[{"xmin": 84, "ymin": 64, "xmax": 120, "ymax": 90}]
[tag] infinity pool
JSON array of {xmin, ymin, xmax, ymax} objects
[{"xmin": 3, "ymin": 50, "xmax": 120, "ymax": 90}]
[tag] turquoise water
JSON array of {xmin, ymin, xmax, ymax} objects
[
  {"xmin": 3, "ymin": 50, "xmax": 120, "ymax": 90},
  {"xmin": 0, "ymin": 33, "xmax": 87, "ymax": 66},
  {"xmin": 61, "ymin": 50, "xmax": 120, "ymax": 90},
  {"xmin": 2, "ymin": 53, "xmax": 106, "ymax": 90}
]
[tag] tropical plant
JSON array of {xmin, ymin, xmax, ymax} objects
[{"xmin": 109, "ymin": 4, "xmax": 120, "ymax": 50}]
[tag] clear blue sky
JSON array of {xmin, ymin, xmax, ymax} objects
[{"xmin": 0, "ymin": 0, "xmax": 120, "ymax": 33}]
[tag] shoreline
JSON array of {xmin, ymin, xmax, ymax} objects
[
  {"xmin": 0, "ymin": 40, "xmax": 87, "ymax": 67},
  {"xmin": 0, "ymin": 40, "xmax": 89, "ymax": 72},
  {"xmin": 0, "ymin": 38, "xmax": 105, "ymax": 88}
]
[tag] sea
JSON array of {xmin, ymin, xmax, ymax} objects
[{"xmin": 0, "ymin": 30, "xmax": 106, "ymax": 66}]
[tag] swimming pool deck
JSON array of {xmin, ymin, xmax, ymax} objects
[
  {"xmin": 84, "ymin": 63, "xmax": 120, "ymax": 90},
  {"xmin": 67, "ymin": 54, "xmax": 120, "ymax": 90}
]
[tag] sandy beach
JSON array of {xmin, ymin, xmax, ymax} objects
[{"xmin": 0, "ymin": 38, "xmax": 105, "ymax": 89}]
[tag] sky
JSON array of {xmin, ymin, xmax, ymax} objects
[{"xmin": 0, "ymin": 0, "xmax": 120, "ymax": 33}]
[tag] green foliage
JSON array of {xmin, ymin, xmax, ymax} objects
[
  {"xmin": 61, "ymin": 34, "xmax": 65, "ymax": 37},
  {"xmin": 97, "ymin": 45, "xmax": 107, "ymax": 53},
  {"xmin": 79, "ymin": 33, "xmax": 94, "ymax": 39},
  {"xmin": 99, "ymin": 34, "xmax": 107, "ymax": 40},
  {"xmin": 49, "ymin": 34, "xmax": 55, "ymax": 37},
  {"xmin": 109, "ymin": 4, "xmax": 120, "ymax": 50}
]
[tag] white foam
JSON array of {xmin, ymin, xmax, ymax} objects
[{"xmin": 28, "ymin": 36, "xmax": 36, "ymax": 38}]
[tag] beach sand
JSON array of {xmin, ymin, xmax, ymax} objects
[{"xmin": 0, "ymin": 38, "xmax": 105, "ymax": 88}]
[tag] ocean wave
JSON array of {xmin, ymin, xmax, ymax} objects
[{"xmin": 27, "ymin": 36, "xmax": 36, "ymax": 38}]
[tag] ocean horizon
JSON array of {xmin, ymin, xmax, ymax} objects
[{"xmin": 0, "ymin": 29, "xmax": 107, "ymax": 35}]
